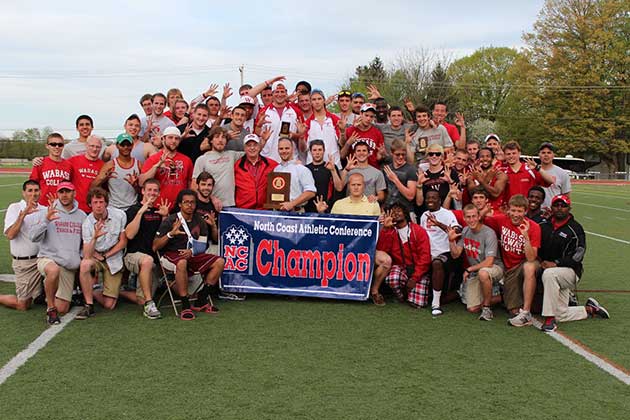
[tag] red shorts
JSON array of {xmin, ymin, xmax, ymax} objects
[{"xmin": 163, "ymin": 252, "xmax": 220, "ymax": 275}]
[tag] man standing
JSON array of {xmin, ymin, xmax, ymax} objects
[
  {"xmin": 377, "ymin": 202, "xmax": 431, "ymax": 308},
  {"xmin": 69, "ymin": 135, "xmax": 104, "ymax": 213},
  {"xmin": 305, "ymin": 89, "xmax": 341, "ymax": 168},
  {"xmin": 333, "ymin": 90, "xmax": 356, "ymax": 126},
  {"xmin": 153, "ymin": 190, "xmax": 225, "ymax": 320},
  {"xmin": 30, "ymin": 133, "xmax": 72, "ymax": 205},
  {"xmin": 92, "ymin": 133, "xmax": 141, "ymax": 211},
  {"xmin": 62, "ymin": 115, "xmax": 96, "ymax": 159},
  {"xmin": 139, "ymin": 94, "xmax": 153, "ymax": 116},
  {"xmin": 140, "ymin": 92, "xmax": 176, "ymax": 139},
  {"xmin": 178, "ymin": 103, "xmax": 211, "ymax": 163},
  {"xmin": 222, "ymin": 105, "xmax": 250, "ymax": 151},
  {"xmin": 383, "ymin": 140, "xmax": 417, "ymax": 214},
  {"xmin": 273, "ymin": 138, "xmax": 316, "ymax": 212},
  {"xmin": 502, "ymin": 141, "xmax": 553, "ymax": 201},
  {"xmin": 103, "ymin": 114, "xmax": 157, "ymax": 163},
  {"xmin": 432, "ymin": 102, "xmax": 465, "ymax": 150},
  {"xmin": 448, "ymin": 205, "xmax": 504, "ymax": 320},
  {"xmin": 538, "ymin": 142, "xmax": 571, "ymax": 208},
  {"xmin": 29, "ymin": 182, "xmax": 86, "ymax": 324},
  {"xmin": 377, "ymin": 106, "xmax": 415, "ymax": 154},
  {"xmin": 467, "ymin": 147, "xmax": 508, "ymax": 212},
  {"xmin": 77, "ymin": 188, "xmax": 127, "ymax": 319},
  {"xmin": 234, "ymin": 134, "xmax": 278, "ymax": 209},
  {"xmin": 485, "ymin": 194, "xmax": 541, "ymax": 327},
  {"xmin": 122, "ymin": 179, "xmax": 170, "ymax": 319},
  {"xmin": 419, "ymin": 190, "xmax": 461, "ymax": 316},
  {"xmin": 140, "ymin": 127, "xmax": 193, "ymax": 211},
  {"xmin": 305, "ymin": 140, "xmax": 344, "ymax": 213},
  {"xmin": 0, "ymin": 181, "xmax": 46, "ymax": 310},
  {"xmin": 415, "ymin": 144, "xmax": 458, "ymax": 209},
  {"xmin": 539, "ymin": 195, "xmax": 609, "ymax": 332},
  {"xmin": 341, "ymin": 103, "xmax": 385, "ymax": 168},
  {"xmin": 409, "ymin": 105, "xmax": 453, "ymax": 162},
  {"xmin": 342, "ymin": 141, "xmax": 386, "ymax": 202}
]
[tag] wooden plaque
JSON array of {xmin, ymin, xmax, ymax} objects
[{"xmin": 264, "ymin": 172, "xmax": 291, "ymax": 209}]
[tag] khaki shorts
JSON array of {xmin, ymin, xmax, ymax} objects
[
  {"xmin": 503, "ymin": 260, "xmax": 540, "ymax": 311},
  {"xmin": 465, "ymin": 264, "xmax": 504, "ymax": 309},
  {"xmin": 89, "ymin": 259, "xmax": 123, "ymax": 299},
  {"xmin": 37, "ymin": 257, "xmax": 75, "ymax": 302},
  {"xmin": 124, "ymin": 252, "xmax": 159, "ymax": 300},
  {"xmin": 13, "ymin": 258, "xmax": 43, "ymax": 301}
]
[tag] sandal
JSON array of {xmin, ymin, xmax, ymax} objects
[
  {"xmin": 179, "ymin": 309, "xmax": 196, "ymax": 321},
  {"xmin": 370, "ymin": 293, "xmax": 386, "ymax": 307},
  {"xmin": 191, "ymin": 303, "xmax": 219, "ymax": 314}
]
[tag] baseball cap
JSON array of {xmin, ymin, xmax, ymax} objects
[
  {"xmin": 484, "ymin": 133, "xmax": 501, "ymax": 144},
  {"xmin": 244, "ymin": 134, "xmax": 260, "ymax": 144},
  {"xmin": 162, "ymin": 126, "xmax": 182, "ymax": 137},
  {"xmin": 360, "ymin": 103, "xmax": 376, "ymax": 113},
  {"xmin": 239, "ymin": 96, "xmax": 256, "ymax": 106},
  {"xmin": 56, "ymin": 181, "xmax": 75, "ymax": 192},
  {"xmin": 551, "ymin": 194, "xmax": 571, "ymax": 206},
  {"xmin": 116, "ymin": 133, "xmax": 133, "ymax": 144},
  {"xmin": 539, "ymin": 142, "xmax": 555, "ymax": 152},
  {"xmin": 272, "ymin": 81, "xmax": 286, "ymax": 91}
]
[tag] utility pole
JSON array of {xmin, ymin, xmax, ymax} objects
[{"xmin": 238, "ymin": 64, "xmax": 244, "ymax": 86}]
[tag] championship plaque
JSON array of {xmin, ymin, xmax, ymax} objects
[{"xmin": 264, "ymin": 172, "xmax": 291, "ymax": 209}]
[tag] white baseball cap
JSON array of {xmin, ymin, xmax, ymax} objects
[
  {"xmin": 162, "ymin": 126, "xmax": 182, "ymax": 137},
  {"xmin": 244, "ymin": 134, "xmax": 260, "ymax": 144}
]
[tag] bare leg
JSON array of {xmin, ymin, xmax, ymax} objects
[
  {"xmin": 522, "ymin": 261, "xmax": 538, "ymax": 313},
  {"xmin": 371, "ymin": 251, "xmax": 392, "ymax": 294}
]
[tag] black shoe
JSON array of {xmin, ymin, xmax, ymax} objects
[
  {"xmin": 75, "ymin": 304, "xmax": 95, "ymax": 320},
  {"xmin": 586, "ymin": 298, "xmax": 610, "ymax": 319},
  {"xmin": 46, "ymin": 307, "xmax": 61, "ymax": 325}
]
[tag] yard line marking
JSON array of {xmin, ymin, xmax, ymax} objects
[
  {"xmin": 0, "ymin": 209, "xmax": 6, "ymax": 213},
  {"xmin": 614, "ymin": 217, "xmax": 627, "ymax": 221},
  {"xmin": 533, "ymin": 318, "xmax": 630, "ymax": 385},
  {"xmin": 573, "ymin": 202, "xmax": 630, "ymax": 213},
  {"xmin": 578, "ymin": 289, "xmax": 630, "ymax": 294},
  {"xmin": 572, "ymin": 191, "xmax": 630, "ymax": 200},
  {"xmin": 585, "ymin": 231, "xmax": 630, "ymax": 245},
  {"xmin": 583, "ymin": 216, "xmax": 593, "ymax": 220},
  {"xmin": 0, "ymin": 306, "xmax": 80, "ymax": 386},
  {"xmin": 0, "ymin": 183, "xmax": 24, "ymax": 188}
]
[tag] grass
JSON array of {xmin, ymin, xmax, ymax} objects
[{"xmin": 0, "ymin": 177, "xmax": 629, "ymax": 419}]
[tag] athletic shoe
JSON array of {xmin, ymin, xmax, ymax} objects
[
  {"xmin": 431, "ymin": 306, "xmax": 443, "ymax": 316},
  {"xmin": 143, "ymin": 301, "xmax": 161, "ymax": 320},
  {"xmin": 508, "ymin": 309, "xmax": 533, "ymax": 327},
  {"xmin": 46, "ymin": 307, "xmax": 61, "ymax": 325},
  {"xmin": 218, "ymin": 291, "xmax": 246, "ymax": 301},
  {"xmin": 541, "ymin": 317, "xmax": 557, "ymax": 332},
  {"xmin": 75, "ymin": 304, "xmax": 95, "ymax": 320},
  {"xmin": 568, "ymin": 291, "xmax": 579, "ymax": 306},
  {"xmin": 479, "ymin": 306, "xmax": 493, "ymax": 321},
  {"xmin": 586, "ymin": 297, "xmax": 610, "ymax": 319}
]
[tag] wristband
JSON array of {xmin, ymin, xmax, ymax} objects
[{"xmin": 167, "ymin": 232, "xmax": 173, "ymax": 239}]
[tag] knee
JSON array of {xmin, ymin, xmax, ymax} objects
[
  {"xmin": 376, "ymin": 251, "xmax": 392, "ymax": 269},
  {"xmin": 16, "ymin": 301, "xmax": 31, "ymax": 311},
  {"xmin": 80, "ymin": 259, "xmax": 94, "ymax": 273},
  {"xmin": 45, "ymin": 263, "xmax": 60, "ymax": 279},
  {"xmin": 214, "ymin": 257, "xmax": 225, "ymax": 270},
  {"xmin": 431, "ymin": 260, "xmax": 443, "ymax": 271},
  {"xmin": 176, "ymin": 259, "xmax": 188, "ymax": 271},
  {"xmin": 140, "ymin": 257, "xmax": 154, "ymax": 272},
  {"xmin": 477, "ymin": 270, "xmax": 490, "ymax": 281},
  {"xmin": 56, "ymin": 300, "xmax": 70, "ymax": 314},
  {"xmin": 523, "ymin": 262, "xmax": 537, "ymax": 275},
  {"xmin": 103, "ymin": 300, "xmax": 117, "ymax": 310}
]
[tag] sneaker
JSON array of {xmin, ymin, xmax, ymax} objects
[
  {"xmin": 431, "ymin": 306, "xmax": 443, "ymax": 316},
  {"xmin": 218, "ymin": 291, "xmax": 246, "ymax": 301},
  {"xmin": 586, "ymin": 297, "xmax": 610, "ymax": 319},
  {"xmin": 75, "ymin": 304, "xmax": 95, "ymax": 320},
  {"xmin": 479, "ymin": 306, "xmax": 493, "ymax": 321},
  {"xmin": 568, "ymin": 291, "xmax": 579, "ymax": 307},
  {"xmin": 508, "ymin": 309, "xmax": 533, "ymax": 327},
  {"xmin": 541, "ymin": 317, "xmax": 557, "ymax": 332},
  {"xmin": 143, "ymin": 301, "xmax": 162, "ymax": 320},
  {"xmin": 46, "ymin": 307, "xmax": 61, "ymax": 325}
]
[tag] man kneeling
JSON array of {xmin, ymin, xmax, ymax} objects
[
  {"xmin": 153, "ymin": 189, "xmax": 225, "ymax": 320},
  {"xmin": 77, "ymin": 188, "xmax": 127, "ymax": 319}
]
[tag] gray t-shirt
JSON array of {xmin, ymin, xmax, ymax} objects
[
  {"xmin": 383, "ymin": 162, "xmax": 417, "ymax": 210},
  {"xmin": 457, "ymin": 225, "xmax": 504, "ymax": 269},
  {"xmin": 542, "ymin": 164, "xmax": 571, "ymax": 207},
  {"xmin": 193, "ymin": 150, "xmax": 243, "ymax": 207},
  {"xmin": 221, "ymin": 122, "xmax": 251, "ymax": 152},
  {"xmin": 376, "ymin": 122, "xmax": 416, "ymax": 153},
  {"xmin": 347, "ymin": 166, "xmax": 386, "ymax": 197},
  {"xmin": 410, "ymin": 125, "xmax": 453, "ymax": 162}
]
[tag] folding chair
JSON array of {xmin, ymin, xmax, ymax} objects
[{"xmin": 155, "ymin": 251, "xmax": 206, "ymax": 317}]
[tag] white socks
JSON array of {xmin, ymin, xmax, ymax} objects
[{"xmin": 432, "ymin": 289, "xmax": 442, "ymax": 308}]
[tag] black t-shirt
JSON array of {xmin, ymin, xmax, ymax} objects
[
  {"xmin": 305, "ymin": 162, "xmax": 335, "ymax": 213},
  {"xmin": 125, "ymin": 204, "xmax": 163, "ymax": 255},
  {"xmin": 177, "ymin": 124, "xmax": 209, "ymax": 164},
  {"xmin": 422, "ymin": 167, "xmax": 459, "ymax": 205},
  {"xmin": 156, "ymin": 213, "xmax": 208, "ymax": 253}
]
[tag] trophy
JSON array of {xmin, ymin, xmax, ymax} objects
[{"xmin": 264, "ymin": 172, "xmax": 291, "ymax": 209}]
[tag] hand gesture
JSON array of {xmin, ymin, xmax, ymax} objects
[
  {"xmin": 124, "ymin": 172, "xmax": 139, "ymax": 187},
  {"xmin": 314, "ymin": 195, "xmax": 328, "ymax": 213},
  {"xmin": 295, "ymin": 120, "xmax": 307, "ymax": 138},
  {"xmin": 21, "ymin": 198, "xmax": 39, "ymax": 218},
  {"xmin": 204, "ymin": 84, "xmax": 219, "ymax": 98},
  {"xmin": 279, "ymin": 202, "xmax": 295, "ymax": 212},
  {"xmin": 211, "ymin": 196, "xmax": 223, "ymax": 213},
  {"xmin": 324, "ymin": 154, "xmax": 336, "ymax": 172},
  {"xmin": 106, "ymin": 166, "xmax": 117, "ymax": 179},
  {"xmin": 525, "ymin": 158, "xmax": 538, "ymax": 171},
  {"xmin": 222, "ymin": 83, "xmax": 233, "ymax": 100},
  {"xmin": 518, "ymin": 219, "xmax": 530, "ymax": 238},
  {"xmin": 347, "ymin": 131, "xmax": 360, "ymax": 146},
  {"xmin": 202, "ymin": 211, "xmax": 217, "ymax": 227},
  {"xmin": 454, "ymin": 112, "xmax": 465, "ymax": 128},
  {"xmin": 376, "ymin": 144, "xmax": 387, "ymax": 160},
  {"xmin": 403, "ymin": 98, "xmax": 415, "ymax": 113},
  {"xmin": 181, "ymin": 123, "xmax": 194, "ymax": 139},
  {"xmin": 46, "ymin": 202, "xmax": 59, "ymax": 222},
  {"xmin": 381, "ymin": 210, "xmax": 394, "ymax": 228},
  {"xmin": 219, "ymin": 105, "xmax": 232, "ymax": 119},
  {"xmin": 404, "ymin": 127, "xmax": 413, "ymax": 145},
  {"xmin": 260, "ymin": 126, "xmax": 272, "ymax": 143},
  {"xmin": 325, "ymin": 94, "xmax": 336, "ymax": 106},
  {"xmin": 32, "ymin": 156, "xmax": 44, "ymax": 167},
  {"xmin": 140, "ymin": 195, "xmax": 156, "ymax": 213},
  {"xmin": 256, "ymin": 114, "xmax": 271, "ymax": 130},
  {"xmin": 446, "ymin": 226, "xmax": 461, "ymax": 242},
  {"xmin": 287, "ymin": 92, "xmax": 298, "ymax": 103},
  {"xmin": 157, "ymin": 198, "xmax": 171, "ymax": 217},
  {"xmin": 367, "ymin": 84, "xmax": 381, "ymax": 100},
  {"xmin": 227, "ymin": 130, "xmax": 240, "ymax": 140},
  {"xmin": 344, "ymin": 154, "xmax": 358, "ymax": 172},
  {"xmin": 367, "ymin": 195, "xmax": 378, "ymax": 203},
  {"xmin": 353, "ymin": 115, "xmax": 363, "ymax": 127},
  {"xmin": 146, "ymin": 116, "xmax": 154, "ymax": 134},
  {"xmin": 46, "ymin": 193, "xmax": 57, "ymax": 206},
  {"xmin": 337, "ymin": 115, "xmax": 347, "ymax": 132},
  {"xmin": 480, "ymin": 202, "xmax": 493, "ymax": 218},
  {"xmin": 93, "ymin": 219, "xmax": 107, "ymax": 239},
  {"xmin": 448, "ymin": 182, "xmax": 461, "ymax": 200},
  {"xmin": 416, "ymin": 169, "xmax": 427, "ymax": 185},
  {"xmin": 383, "ymin": 165, "xmax": 399, "ymax": 183},
  {"xmin": 169, "ymin": 218, "xmax": 186, "ymax": 238}
]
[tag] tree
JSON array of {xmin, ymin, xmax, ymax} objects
[
  {"xmin": 425, "ymin": 61, "xmax": 458, "ymax": 111},
  {"xmin": 523, "ymin": 0, "xmax": 630, "ymax": 171}
]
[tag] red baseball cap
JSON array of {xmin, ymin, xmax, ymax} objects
[
  {"xmin": 551, "ymin": 194, "xmax": 571, "ymax": 206},
  {"xmin": 56, "ymin": 181, "xmax": 75, "ymax": 192}
]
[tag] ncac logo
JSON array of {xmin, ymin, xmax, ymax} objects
[{"xmin": 222, "ymin": 224, "xmax": 252, "ymax": 273}]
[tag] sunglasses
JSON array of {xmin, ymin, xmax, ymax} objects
[
  {"xmin": 351, "ymin": 93, "xmax": 365, "ymax": 99},
  {"xmin": 393, "ymin": 152, "xmax": 406, "ymax": 157},
  {"xmin": 338, "ymin": 90, "xmax": 352, "ymax": 97},
  {"xmin": 427, "ymin": 152, "xmax": 442, "ymax": 157},
  {"xmin": 48, "ymin": 143, "xmax": 64, "ymax": 147}
]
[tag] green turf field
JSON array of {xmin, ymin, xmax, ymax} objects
[{"xmin": 1, "ymin": 175, "xmax": 629, "ymax": 419}]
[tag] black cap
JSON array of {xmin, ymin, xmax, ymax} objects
[{"xmin": 539, "ymin": 142, "xmax": 555, "ymax": 152}]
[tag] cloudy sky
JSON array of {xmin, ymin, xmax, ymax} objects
[{"xmin": 0, "ymin": 0, "xmax": 545, "ymax": 139}]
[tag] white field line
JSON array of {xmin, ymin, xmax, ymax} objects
[
  {"xmin": 572, "ymin": 191, "xmax": 630, "ymax": 200},
  {"xmin": 0, "ymin": 183, "xmax": 24, "ymax": 188},
  {"xmin": 0, "ymin": 306, "xmax": 80, "ymax": 386},
  {"xmin": 532, "ymin": 318, "xmax": 630, "ymax": 385},
  {"xmin": 585, "ymin": 231, "xmax": 630, "ymax": 245},
  {"xmin": 572, "ymin": 202, "xmax": 630, "ymax": 213}
]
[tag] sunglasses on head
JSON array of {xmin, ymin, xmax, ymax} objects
[
  {"xmin": 427, "ymin": 152, "xmax": 442, "ymax": 157},
  {"xmin": 351, "ymin": 93, "xmax": 365, "ymax": 99},
  {"xmin": 338, "ymin": 90, "xmax": 352, "ymax": 97},
  {"xmin": 48, "ymin": 142, "xmax": 64, "ymax": 147}
]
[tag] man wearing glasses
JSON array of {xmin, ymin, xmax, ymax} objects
[
  {"xmin": 333, "ymin": 90, "xmax": 356, "ymax": 126},
  {"xmin": 415, "ymin": 144, "xmax": 459, "ymax": 209},
  {"xmin": 29, "ymin": 133, "xmax": 72, "ymax": 205},
  {"xmin": 382, "ymin": 140, "xmax": 418, "ymax": 219}
]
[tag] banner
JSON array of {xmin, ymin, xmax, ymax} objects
[{"xmin": 219, "ymin": 208, "xmax": 379, "ymax": 301}]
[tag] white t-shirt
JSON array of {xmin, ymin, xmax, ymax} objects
[
  {"xmin": 3, "ymin": 200, "xmax": 46, "ymax": 257},
  {"xmin": 542, "ymin": 164, "xmax": 571, "ymax": 207},
  {"xmin": 420, "ymin": 207, "xmax": 459, "ymax": 257}
]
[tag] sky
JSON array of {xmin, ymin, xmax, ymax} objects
[{"xmin": 0, "ymin": 0, "xmax": 546, "ymax": 139}]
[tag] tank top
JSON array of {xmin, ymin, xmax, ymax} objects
[{"xmin": 108, "ymin": 158, "xmax": 140, "ymax": 210}]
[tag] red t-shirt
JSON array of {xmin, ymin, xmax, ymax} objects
[
  {"xmin": 142, "ymin": 151, "xmax": 193, "ymax": 210},
  {"xmin": 69, "ymin": 155, "xmax": 104, "ymax": 212},
  {"xmin": 485, "ymin": 213, "xmax": 541, "ymax": 270},
  {"xmin": 30, "ymin": 157, "xmax": 72, "ymax": 205},
  {"xmin": 346, "ymin": 125, "xmax": 384, "ymax": 168},
  {"xmin": 441, "ymin": 121, "xmax": 460, "ymax": 142},
  {"xmin": 503, "ymin": 163, "xmax": 549, "ymax": 200}
]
